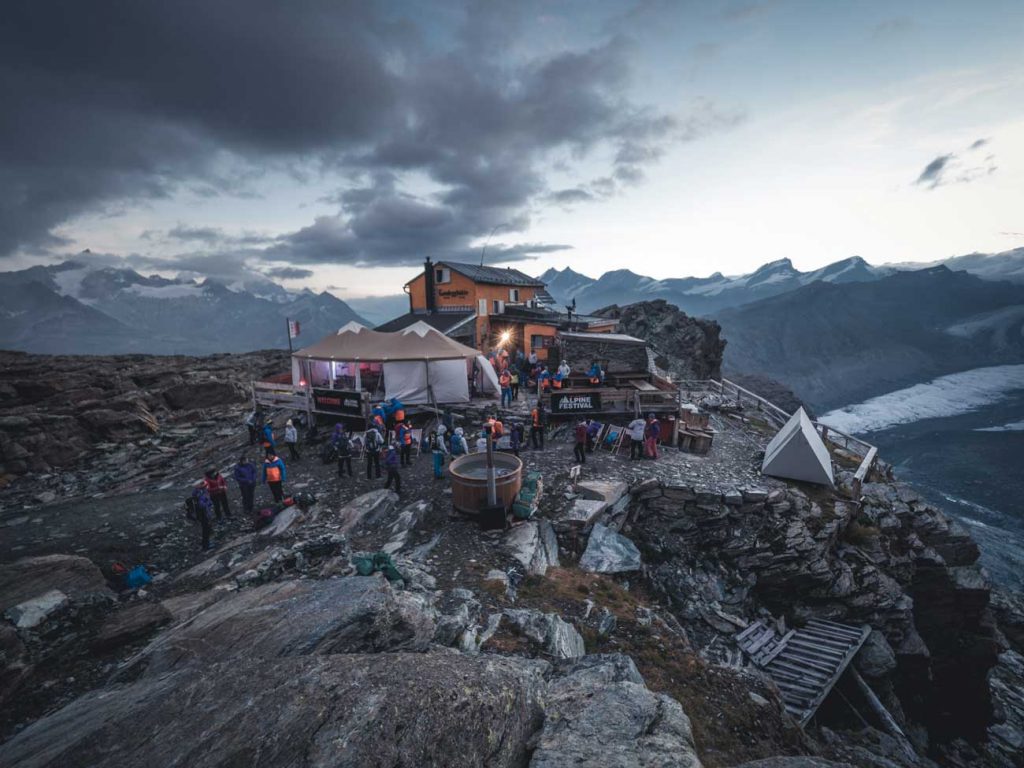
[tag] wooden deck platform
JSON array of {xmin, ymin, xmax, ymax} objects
[{"xmin": 735, "ymin": 618, "xmax": 870, "ymax": 725}]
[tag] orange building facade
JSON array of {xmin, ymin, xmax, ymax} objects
[{"xmin": 398, "ymin": 259, "xmax": 617, "ymax": 359}]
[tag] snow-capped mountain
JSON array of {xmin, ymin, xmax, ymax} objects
[
  {"xmin": 887, "ymin": 247, "xmax": 1024, "ymax": 285},
  {"xmin": 539, "ymin": 256, "xmax": 888, "ymax": 315},
  {"xmin": 0, "ymin": 260, "xmax": 366, "ymax": 355}
]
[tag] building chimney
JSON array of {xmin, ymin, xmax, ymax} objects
[{"xmin": 424, "ymin": 257, "xmax": 435, "ymax": 313}]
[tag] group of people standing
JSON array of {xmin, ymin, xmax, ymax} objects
[{"xmin": 573, "ymin": 413, "xmax": 661, "ymax": 464}]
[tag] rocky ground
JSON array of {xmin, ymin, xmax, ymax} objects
[{"xmin": 1, "ymin": 353, "xmax": 1022, "ymax": 767}]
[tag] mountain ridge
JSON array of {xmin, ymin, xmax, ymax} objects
[{"xmin": 0, "ymin": 261, "xmax": 367, "ymax": 355}]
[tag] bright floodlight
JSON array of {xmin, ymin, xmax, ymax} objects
[{"xmin": 499, "ymin": 330, "xmax": 512, "ymax": 344}]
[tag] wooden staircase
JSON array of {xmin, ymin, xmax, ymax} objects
[{"xmin": 736, "ymin": 618, "xmax": 870, "ymax": 725}]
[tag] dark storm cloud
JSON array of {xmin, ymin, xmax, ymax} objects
[
  {"xmin": 915, "ymin": 154, "xmax": 954, "ymax": 188},
  {"xmin": 549, "ymin": 188, "xmax": 597, "ymax": 205},
  {"xmin": 265, "ymin": 267, "xmax": 315, "ymax": 280},
  {"xmin": 1, "ymin": 1, "xmax": 737, "ymax": 267},
  {"xmin": 914, "ymin": 140, "xmax": 998, "ymax": 190},
  {"xmin": 166, "ymin": 225, "xmax": 225, "ymax": 244}
]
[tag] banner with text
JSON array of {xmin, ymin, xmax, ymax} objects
[
  {"xmin": 312, "ymin": 388, "xmax": 364, "ymax": 416},
  {"xmin": 550, "ymin": 391, "xmax": 602, "ymax": 414}
]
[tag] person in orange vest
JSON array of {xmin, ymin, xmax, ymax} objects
[
  {"xmin": 397, "ymin": 419, "xmax": 414, "ymax": 466},
  {"xmin": 485, "ymin": 414, "xmax": 504, "ymax": 439},
  {"xmin": 499, "ymin": 369, "xmax": 512, "ymax": 407},
  {"xmin": 262, "ymin": 453, "xmax": 287, "ymax": 503},
  {"xmin": 530, "ymin": 402, "xmax": 546, "ymax": 449}
]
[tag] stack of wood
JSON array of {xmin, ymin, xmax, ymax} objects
[{"xmin": 677, "ymin": 404, "xmax": 715, "ymax": 455}]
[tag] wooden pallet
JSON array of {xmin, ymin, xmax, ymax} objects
[{"xmin": 736, "ymin": 618, "xmax": 870, "ymax": 725}]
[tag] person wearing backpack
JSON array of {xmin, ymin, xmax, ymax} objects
[
  {"xmin": 336, "ymin": 433, "xmax": 354, "ymax": 478},
  {"xmin": 428, "ymin": 430, "xmax": 447, "ymax": 479},
  {"xmin": 450, "ymin": 427, "xmax": 469, "ymax": 457},
  {"xmin": 261, "ymin": 422, "xmax": 276, "ymax": 453},
  {"xmin": 365, "ymin": 426, "xmax": 383, "ymax": 479},
  {"xmin": 233, "ymin": 455, "xmax": 257, "ymax": 515},
  {"xmin": 202, "ymin": 468, "xmax": 231, "ymax": 521},
  {"xmin": 185, "ymin": 487, "xmax": 215, "ymax": 550},
  {"xmin": 262, "ymin": 452, "xmax": 287, "ymax": 502}
]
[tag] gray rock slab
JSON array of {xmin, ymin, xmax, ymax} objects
[
  {"xmin": 0, "ymin": 653, "xmax": 549, "ymax": 768},
  {"xmin": 530, "ymin": 654, "xmax": 702, "ymax": 768},
  {"xmin": 127, "ymin": 575, "xmax": 437, "ymax": 677},
  {"xmin": 4, "ymin": 589, "xmax": 68, "ymax": 629},
  {"xmin": 579, "ymin": 523, "xmax": 642, "ymax": 573},
  {"xmin": 505, "ymin": 519, "xmax": 560, "ymax": 575}
]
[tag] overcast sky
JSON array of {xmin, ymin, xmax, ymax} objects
[{"xmin": 3, "ymin": 0, "xmax": 1023, "ymax": 297}]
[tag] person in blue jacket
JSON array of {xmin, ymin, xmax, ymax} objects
[
  {"xmin": 233, "ymin": 455, "xmax": 257, "ymax": 515},
  {"xmin": 262, "ymin": 452, "xmax": 287, "ymax": 502},
  {"xmin": 261, "ymin": 422, "xmax": 276, "ymax": 452}
]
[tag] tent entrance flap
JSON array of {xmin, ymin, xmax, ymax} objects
[{"xmin": 383, "ymin": 359, "xmax": 469, "ymax": 405}]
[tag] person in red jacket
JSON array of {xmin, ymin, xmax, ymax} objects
[
  {"xmin": 202, "ymin": 468, "xmax": 231, "ymax": 520},
  {"xmin": 573, "ymin": 420, "xmax": 587, "ymax": 464}
]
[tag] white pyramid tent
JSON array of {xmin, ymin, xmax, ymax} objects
[{"xmin": 761, "ymin": 407, "xmax": 834, "ymax": 486}]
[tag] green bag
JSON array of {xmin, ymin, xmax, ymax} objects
[{"xmin": 353, "ymin": 552, "xmax": 405, "ymax": 583}]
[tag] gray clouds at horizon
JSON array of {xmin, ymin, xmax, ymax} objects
[{"xmin": 0, "ymin": 0, "xmax": 739, "ymax": 270}]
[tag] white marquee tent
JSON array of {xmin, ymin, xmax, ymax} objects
[
  {"xmin": 291, "ymin": 321, "xmax": 499, "ymax": 405},
  {"xmin": 761, "ymin": 407, "xmax": 834, "ymax": 486}
]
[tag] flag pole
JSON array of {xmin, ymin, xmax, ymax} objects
[{"xmin": 286, "ymin": 317, "xmax": 294, "ymax": 354}]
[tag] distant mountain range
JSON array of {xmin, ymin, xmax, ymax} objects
[
  {"xmin": 539, "ymin": 247, "xmax": 1024, "ymax": 316},
  {"xmin": 717, "ymin": 265, "xmax": 1024, "ymax": 410},
  {"xmin": 0, "ymin": 260, "xmax": 365, "ymax": 355}
]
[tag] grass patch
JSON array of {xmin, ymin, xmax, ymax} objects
[
  {"xmin": 843, "ymin": 519, "xmax": 880, "ymax": 546},
  {"xmin": 509, "ymin": 567, "xmax": 811, "ymax": 766}
]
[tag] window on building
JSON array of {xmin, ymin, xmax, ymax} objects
[
  {"xmin": 435, "ymin": 267, "xmax": 451, "ymax": 284},
  {"xmin": 508, "ymin": 288, "xmax": 520, "ymax": 302},
  {"xmin": 478, "ymin": 298, "xmax": 488, "ymax": 316},
  {"xmin": 531, "ymin": 334, "xmax": 546, "ymax": 351},
  {"xmin": 492, "ymin": 299, "xmax": 504, "ymax": 314}
]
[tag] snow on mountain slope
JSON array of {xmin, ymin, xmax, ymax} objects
[{"xmin": 820, "ymin": 364, "xmax": 1024, "ymax": 434}]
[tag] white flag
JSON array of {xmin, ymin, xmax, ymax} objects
[{"xmin": 288, "ymin": 320, "xmax": 301, "ymax": 339}]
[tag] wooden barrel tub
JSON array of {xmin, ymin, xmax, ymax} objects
[{"xmin": 449, "ymin": 453, "xmax": 523, "ymax": 514}]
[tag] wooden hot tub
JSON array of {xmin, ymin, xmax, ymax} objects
[{"xmin": 449, "ymin": 453, "xmax": 523, "ymax": 514}]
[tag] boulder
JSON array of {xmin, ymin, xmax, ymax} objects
[
  {"xmin": 530, "ymin": 653, "xmax": 702, "ymax": 767},
  {"xmin": 127, "ymin": 575, "xmax": 437, "ymax": 676},
  {"xmin": 0, "ymin": 554, "xmax": 112, "ymax": 612},
  {"xmin": 577, "ymin": 480, "xmax": 629, "ymax": 506},
  {"xmin": 256, "ymin": 506, "xmax": 303, "ymax": 537},
  {"xmin": 579, "ymin": 523, "xmax": 642, "ymax": 573},
  {"xmin": 0, "ymin": 653, "xmax": 550, "ymax": 768},
  {"xmin": 336, "ymin": 489, "xmax": 399, "ymax": 533},
  {"xmin": 503, "ymin": 609, "xmax": 585, "ymax": 659},
  {"xmin": 505, "ymin": 519, "xmax": 560, "ymax": 575},
  {"xmin": 4, "ymin": 589, "xmax": 69, "ymax": 629},
  {"xmin": 855, "ymin": 630, "xmax": 897, "ymax": 679},
  {"xmin": 91, "ymin": 601, "xmax": 173, "ymax": 652},
  {"xmin": 561, "ymin": 498, "xmax": 607, "ymax": 527}
]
